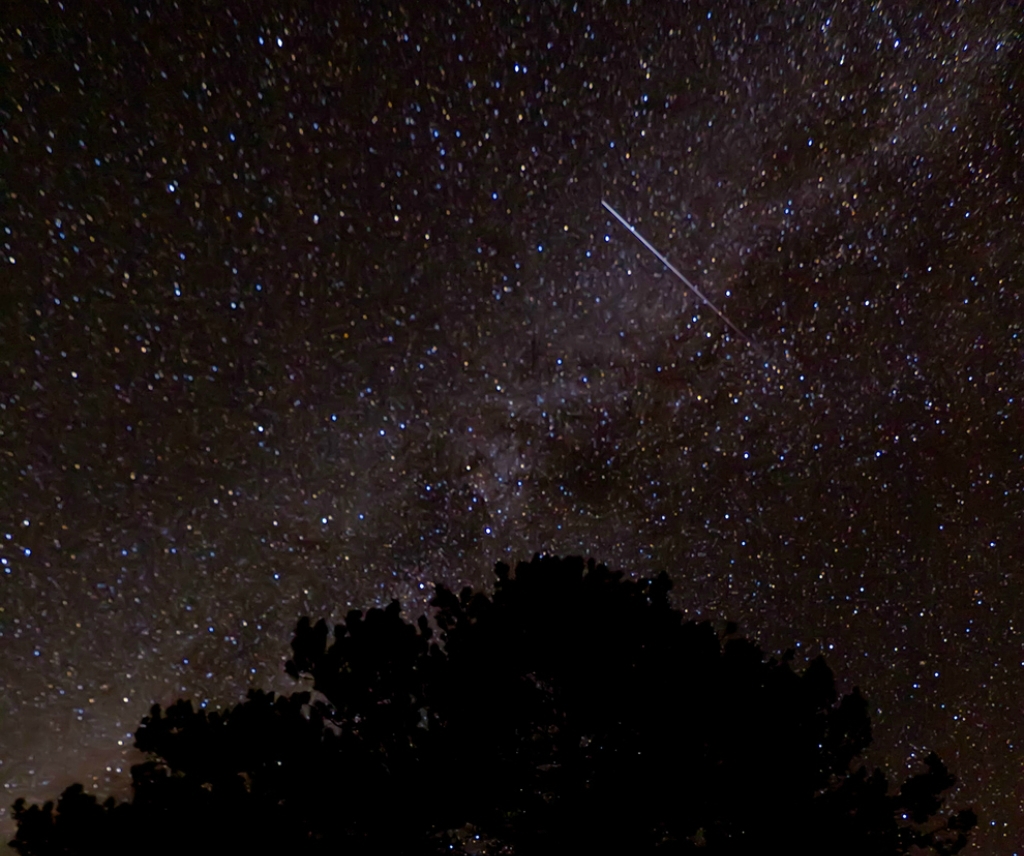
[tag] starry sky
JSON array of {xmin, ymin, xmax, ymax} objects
[{"xmin": 1, "ymin": 0, "xmax": 1021, "ymax": 851}]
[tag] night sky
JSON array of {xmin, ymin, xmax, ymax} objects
[{"xmin": 1, "ymin": 1, "xmax": 1022, "ymax": 851}]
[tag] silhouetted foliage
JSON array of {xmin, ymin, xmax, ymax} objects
[{"xmin": 11, "ymin": 556, "xmax": 976, "ymax": 855}]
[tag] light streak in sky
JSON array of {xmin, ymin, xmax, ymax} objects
[{"xmin": 601, "ymin": 199, "xmax": 761, "ymax": 353}]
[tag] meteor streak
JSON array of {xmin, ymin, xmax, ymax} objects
[{"xmin": 601, "ymin": 199, "xmax": 760, "ymax": 352}]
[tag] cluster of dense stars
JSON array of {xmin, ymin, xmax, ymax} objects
[{"xmin": 1, "ymin": 0, "xmax": 1021, "ymax": 851}]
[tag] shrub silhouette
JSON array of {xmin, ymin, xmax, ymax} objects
[{"xmin": 11, "ymin": 555, "xmax": 976, "ymax": 855}]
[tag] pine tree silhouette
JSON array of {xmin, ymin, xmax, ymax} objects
[{"xmin": 12, "ymin": 556, "xmax": 977, "ymax": 855}]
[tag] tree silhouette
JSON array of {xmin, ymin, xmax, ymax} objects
[{"xmin": 11, "ymin": 556, "xmax": 976, "ymax": 855}]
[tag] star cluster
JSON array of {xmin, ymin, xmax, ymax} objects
[{"xmin": 1, "ymin": 1, "xmax": 1021, "ymax": 851}]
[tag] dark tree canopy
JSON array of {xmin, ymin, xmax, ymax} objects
[{"xmin": 11, "ymin": 556, "xmax": 976, "ymax": 855}]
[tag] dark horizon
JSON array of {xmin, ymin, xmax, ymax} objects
[{"xmin": 8, "ymin": 555, "xmax": 981, "ymax": 854}]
